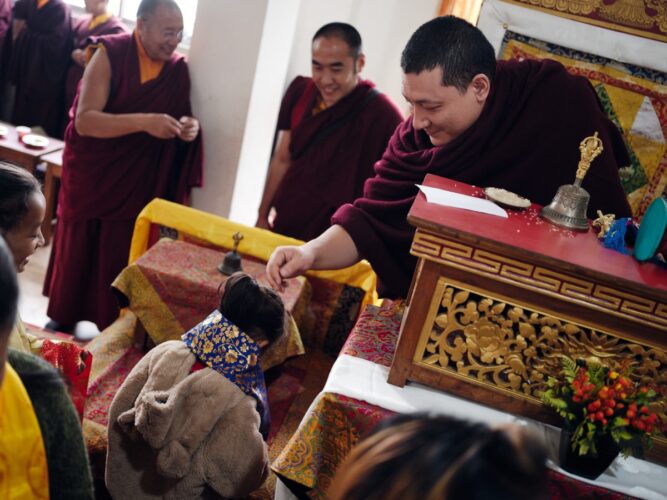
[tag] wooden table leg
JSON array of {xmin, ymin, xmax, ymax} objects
[{"xmin": 41, "ymin": 162, "xmax": 61, "ymax": 245}]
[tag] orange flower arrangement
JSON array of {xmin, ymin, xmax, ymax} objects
[{"xmin": 541, "ymin": 357, "xmax": 663, "ymax": 457}]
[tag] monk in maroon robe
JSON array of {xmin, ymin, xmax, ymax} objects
[
  {"xmin": 266, "ymin": 16, "xmax": 632, "ymax": 299},
  {"xmin": 0, "ymin": 0, "xmax": 11, "ymax": 116},
  {"xmin": 64, "ymin": 0, "xmax": 128, "ymax": 118},
  {"xmin": 44, "ymin": 0, "xmax": 203, "ymax": 331},
  {"xmin": 9, "ymin": 0, "xmax": 71, "ymax": 137},
  {"xmin": 0, "ymin": 0, "xmax": 11, "ymax": 76},
  {"xmin": 257, "ymin": 23, "xmax": 402, "ymax": 241}
]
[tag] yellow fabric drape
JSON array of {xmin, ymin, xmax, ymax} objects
[
  {"xmin": 438, "ymin": 0, "xmax": 483, "ymax": 24},
  {"xmin": 129, "ymin": 199, "xmax": 379, "ymax": 308},
  {"xmin": 134, "ymin": 31, "xmax": 164, "ymax": 84},
  {"xmin": 0, "ymin": 364, "xmax": 49, "ymax": 499},
  {"xmin": 88, "ymin": 12, "xmax": 112, "ymax": 30}
]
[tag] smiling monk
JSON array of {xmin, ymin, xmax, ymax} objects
[
  {"xmin": 266, "ymin": 16, "xmax": 631, "ymax": 300},
  {"xmin": 256, "ymin": 22, "xmax": 403, "ymax": 242},
  {"xmin": 44, "ymin": 0, "xmax": 203, "ymax": 332}
]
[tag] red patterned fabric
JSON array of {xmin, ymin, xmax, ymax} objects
[
  {"xmin": 40, "ymin": 339, "xmax": 92, "ymax": 420},
  {"xmin": 84, "ymin": 345, "xmax": 143, "ymax": 428},
  {"xmin": 340, "ymin": 300, "xmax": 403, "ymax": 366}
]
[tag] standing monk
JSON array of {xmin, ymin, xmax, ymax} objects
[
  {"xmin": 9, "ymin": 0, "xmax": 71, "ymax": 137},
  {"xmin": 44, "ymin": 0, "xmax": 203, "ymax": 331},
  {"xmin": 64, "ymin": 0, "xmax": 128, "ymax": 118},
  {"xmin": 256, "ymin": 22, "xmax": 403, "ymax": 242}
]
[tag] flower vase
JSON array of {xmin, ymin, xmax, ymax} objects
[{"xmin": 559, "ymin": 430, "xmax": 619, "ymax": 480}]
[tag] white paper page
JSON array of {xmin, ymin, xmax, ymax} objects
[{"xmin": 417, "ymin": 185, "xmax": 508, "ymax": 218}]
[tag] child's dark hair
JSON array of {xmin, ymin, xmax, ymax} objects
[
  {"xmin": 0, "ymin": 161, "xmax": 42, "ymax": 233},
  {"xmin": 218, "ymin": 272, "xmax": 285, "ymax": 345}
]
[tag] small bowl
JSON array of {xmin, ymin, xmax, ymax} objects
[
  {"xmin": 484, "ymin": 187, "xmax": 531, "ymax": 210},
  {"xmin": 0, "ymin": 125, "xmax": 7, "ymax": 138},
  {"xmin": 22, "ymin": 134, "xmax": 49, "ymax": 149}
]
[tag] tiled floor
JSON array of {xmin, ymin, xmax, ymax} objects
[
  {"xmin": 17, "ymin": 241, "xmax": 51, "ymax": 328},
  {"xmin": 17, "ymin": 242, "xmax": 99, "ymax": 337}
]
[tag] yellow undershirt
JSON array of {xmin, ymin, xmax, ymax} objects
[
  {"xmin": 88, "ymin": 12, "xmax": 112, "ymax": 31},
  {"xmin": 37, "ymin": 0, "xmax": 48, "ymax": 9},
  {"xmin": 134, "ymin": 31, "xmax": 164, "ymax": 85},
  {"xmin": 0, "ymin": 364, "xmax": 49, "ymax": 499},
  {"xmin": 8, "ymin": 316, "xmax": 41, "ymax": 355}
]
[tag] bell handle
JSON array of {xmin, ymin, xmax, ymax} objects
[
  {"xmin": 575, "ymin": 132, "xmax": 603, "ymax": 183},
  {"xmin": 575, "ymin": 159, "xmax": 590, "ymax": 183}
]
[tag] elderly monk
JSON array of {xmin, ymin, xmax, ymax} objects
[
  {"xmin": 267, "ymin": 16, "xmax": 631, "ymax": 300},
  {"xmin": 9, "ymin": 0, "xmax": 71, "ymax": 137},
  {"xmin": 44, "ymin": 0, "xmax": 203, "ymax": 331},
  {"xmin": 64, "ymin": 0, "xmax": 128, "ymax": 117},
  {"xmin": 256, "ymin": 22, "xmax": 403, "ymax": 241}
]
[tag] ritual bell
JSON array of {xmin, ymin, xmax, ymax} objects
[
  {"xmin": 540, "ymin": 132, "xmax": 604, "ymax": 232},
  {"xmin": 218, "ymin": 232, "xmax": 244, "ymax": 275}
]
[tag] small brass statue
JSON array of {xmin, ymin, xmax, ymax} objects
[
  {"xmin": 592, "ymin": 210, "xmax": 615, "ymax": 239},
  {"xmin": 540, "ymin": 132, "xmax": 604, "ymax": 231},
  {"xmin": 218, "ymin": 232, "xmax": 244, "ymax": 275}
]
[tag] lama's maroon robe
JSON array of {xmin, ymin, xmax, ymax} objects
[
  {"xmin": 332, "ymin": 59, "xmax": 632, "ymax": 298},
  {"xmin": 9, "ymin": 0, "xmax": 71, "ymax": 137},
  {"xmin": 44, "ymin": 32, "xmax": 204, "ymax": 330},
  {"xmin": 64, "ymin": 13, "xmax": 128, "ymax": 115},
  {"xmin": 270, "ymin": 76, "xmax": 403, "ymax": 241},
  {"xmin": 0, "ymin": 0, "xmax": 11, "ymax": 80}
]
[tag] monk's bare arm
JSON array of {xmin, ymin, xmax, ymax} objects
[
  {"xmin": 12, "ymin": 19, "xmax": 25, "ymax": 41},
  {"xmin": 266, "ymin": 225, "xmax": 360, "ymax": 291},
  {"xmin": 75, "ymin": 49, "xmax": 182, "ymax": 139},
  {"xmin": 256, "ymin": 131, "xmax": 291, "ymax": 229}
]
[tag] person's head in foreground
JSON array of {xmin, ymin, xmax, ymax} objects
[
  {"xmin": 0, "ymin": 161, "xmax": 45, "ymax": 273},
  {"xmin": 218, "ymin": 271, "xmax": 286, "ymax": 349},
  {"xmin": 136, "ymin": 0, "xmax": 183, "ymax": 61},
  {"xmin": 401, "ymin": 15, "xmax": 496, "ymax": 147},
  {"xmin": 328, "ymin": 414, "xmax": 548, "ymax": 500},
  {"xmin": 311, "ymin": 22, "xmax": 365, "ymax": 108},
  {"xmin": 0, "ymin": 235, "xmax": 19, "ymax": 384}
]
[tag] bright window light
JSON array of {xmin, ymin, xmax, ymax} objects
[{"xmin": 64, "ymin": 0, "xmax": 197, "ymax": 42}]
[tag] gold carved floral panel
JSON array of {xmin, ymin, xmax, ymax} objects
[{"xmin": 413, "ymin": 278, "xmax": 666, "ymax": 423}]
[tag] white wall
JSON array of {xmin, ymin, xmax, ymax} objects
[
  {"xmin": 187, "ymin": 0, "xmax": 269, "ymax": 217},
  {"xmin": 228, "ymin": 0, "xmax": 302, "ymax": 224}
]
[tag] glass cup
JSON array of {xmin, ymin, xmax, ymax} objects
[{"xmin": 16, "ymin": 126, "xmax": 31, "ymax": 141}]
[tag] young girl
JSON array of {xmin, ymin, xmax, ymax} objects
[
  {"xmin": 0, "ymin": 161, "xmax": 45, "ymax": 352},
  {"xmin": 107, "ymin": 272, "xmax": 285, "ymax": 499}
]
